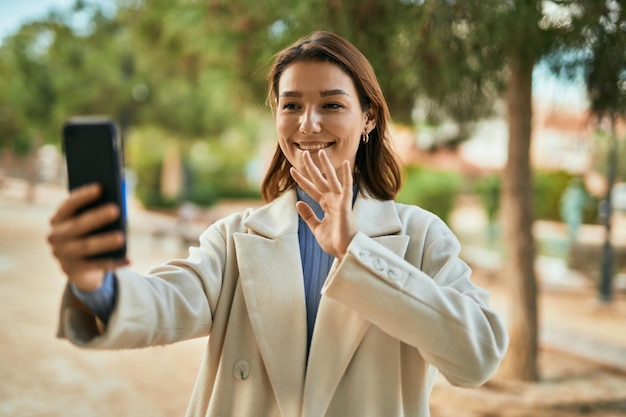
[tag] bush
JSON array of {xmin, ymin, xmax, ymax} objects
[
  {"xmin": 125, "ymin": 126, "xmax": 262, "ymax": 210},
  {"xmin": 470, "ymin": 171, "xmax": 599, "ymax": 224},
  {"xmin": 184, "ymin": 138, "xmax": 261, "ymax": 206},
  {"xmin": 185, "ymin": 165, "xmax": 260, "ymax": 207},
  {"xmin": 396, "ymin": 166, "xmax": 462, "ymax": 223},
  {"xmin": 534, "ymin": 170, "xmax": 573, "ymax": 221},
  {"xmin": 535, "ymin": 171, "xmax": 599, "ymax": 223},
  {"xmin": 474, "ymin": 174, "xmax": 500, "ymax": 224},
  {"xmin": 125, "ymin": 127, "xmax": 174, "ymax": 210}
]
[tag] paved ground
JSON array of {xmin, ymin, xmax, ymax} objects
[
  {"xmin": 1, "ymin": 178, "xmax": 625, "ymax": 417},
  {"xmin": 0, "ymin": 180, "xmax": 203, "ymax": 417}
]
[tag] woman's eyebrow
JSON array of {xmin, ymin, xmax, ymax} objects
[
  {"xmin": 278, "ymin": 89, "xmax": 350, "ymax": 98},
  {"xmin": 320, "ymin": 89, "xmax": 350, "ymax": 97},
  {"xmin": 279, "ymin": 91, "xmax": 302, "ymax": 98}
]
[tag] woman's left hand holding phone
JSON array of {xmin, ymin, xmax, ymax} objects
[{"xmin": 48, "ymin": 183, "xmax": 129, "ymax": 291}]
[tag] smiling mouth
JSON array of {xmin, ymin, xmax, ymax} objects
[{"xmin": 297, "ymin": 142, "xmax": 333, "ymax": 151}]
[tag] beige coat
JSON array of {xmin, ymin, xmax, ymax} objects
[{"xmin": 58, "ymin": 190, "xmax": 509, "ymax": 417}]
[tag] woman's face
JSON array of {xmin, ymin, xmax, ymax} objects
[{"xmin": 275, "ymin": 60, "xmax": 375, "ymax": 176}]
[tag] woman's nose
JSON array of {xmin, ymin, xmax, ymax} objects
[{"xmin": 299, "ymin": 109, "xmax": 322, "ymax": 134}]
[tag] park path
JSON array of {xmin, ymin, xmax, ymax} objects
[{"xmin": 0, "ymin": 179, "xmax": 203, "ymax": 417}]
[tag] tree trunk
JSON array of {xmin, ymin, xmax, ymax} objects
[{"xmin": 498, "ymin": 56, "xmax": 539, "ymax": 381}]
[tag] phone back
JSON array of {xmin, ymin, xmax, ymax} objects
[{"xmin": 62, "ymin": 117, "xmax": 127, "ymax": 259}]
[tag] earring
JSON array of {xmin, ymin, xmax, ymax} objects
[{"xmin": 361, "ymin": 132, "xmax": 369, "ymax": 144}]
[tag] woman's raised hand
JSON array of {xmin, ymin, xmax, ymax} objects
[
  {"xmin": 47, "ymin": 183, "xmax": 129, "ymax": 291},
  {"xmin": 290, "ymin": 150, "xmax": 358, "ymax": 259}
]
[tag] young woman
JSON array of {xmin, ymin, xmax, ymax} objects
[{"xmin": 48, "ymin": 31, "xmax": 508, "ymax": 417}]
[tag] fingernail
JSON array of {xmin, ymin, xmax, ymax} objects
[
  {"xmin": 84, "ymin": 183, "xmax": 99, "ymax": 194},
  {"xmin": 109, "ymin": 205, "xmax": 120, "ymax": 217}
]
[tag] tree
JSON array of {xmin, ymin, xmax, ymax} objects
[
  {"xmin": 0, "ymin": 21, "xmax": 62, "ymax": 199},
  {"xmin": 549, "ymin": 1, "xmax": 626, "ymax": 302},
  {"xmin": 548, "ymin": 0, "xmax": 626, "ymax": 302},
  {"xmin": 583, "ymin": 1, "xmax": 626, "ymax": 304},
  {"xmin": 401, "ymin": 1, "xmax": 603, "ymax": 381},
  {"xmin": 0, "ymin": 3, "xmax": 132, "ymax": 150},
  {"xmin": 493, "ymin": 3, "xmax": 546, "ymax": 382}
]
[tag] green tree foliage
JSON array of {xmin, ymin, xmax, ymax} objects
[
  {"xmin": 0, "ymin": 0, "xmax": 512, "ymax": 153},
  {"xmin": 550, "ymin": 1, "xmax": 626, "ymax": 121},
  {"xmin": 0, "ymin": 2, "xmax": 136, "ymax": 148},
  {"xmin": 396, "ymin": 166, "xmax": 461, "ymax": 223},
  {"xmin": 592, "ymin": 129, "xmax": 626, "ymax": 181},
  {"xmin": 113, "ymin": 1, "xmax": 242, "ymax": 136},
  {"xmin": 0, "ymin": 22, "xmax": 58, "ymax": 148}
]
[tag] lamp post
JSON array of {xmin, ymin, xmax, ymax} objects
[{"xmin": 598, "ymin": 116, "xmax": 617, "ymax": 303}]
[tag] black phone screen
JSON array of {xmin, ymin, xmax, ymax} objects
[{"xmin": 62, "ymin": 117, "xmax": 127, "ymax": 259}]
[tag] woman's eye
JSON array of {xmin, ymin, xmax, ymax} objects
[
  {"xmin": 324, "ymin": 103, "xmax": 344, "ymax": 110},
  {"xmin": 281, "ymin": 103, "xmax": 300, "ymax": 110}
]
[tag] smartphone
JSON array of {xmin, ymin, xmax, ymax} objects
[{"xmin": 62, "ymin": 117, "xmax": 127, "ymax": 260}]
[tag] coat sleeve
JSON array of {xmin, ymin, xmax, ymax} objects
[
  {"xmin": 57, "ymin": 214, "xmax": 242, "ymax": 349},
  {"xmin": 321, "ymin": 216, "xmax": 509, "ymax": 388}
]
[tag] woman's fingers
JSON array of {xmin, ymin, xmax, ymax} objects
[
  {"xmin": 340, "ymin": 160, "xmax": 353, "ymax": 202},
  {"xmin": 53, "ymin": 230, "xmax": 125, "ymax": 260},
  {"xmin": 301, "ymin": 151, "xmax": 328, "ymax": 189},
  {"xmin": 295, "ymin": 200, "xmax": 321, "ymax": 229},
  {"xmin": 294, "ymin": 150, "xmax": 346, "ymax": 197},
  {"xmin": 291, "ymin": 152, "xmax": 326, "ymax": 201},
  {"xmin": 49, "ymin": 182, "xmax": 122, "ymax": 241},
  {"xmin": 301, "ymin": 150, "xmax": 340, "ymax": 186},
  {"xmin": 290, "ymin": 166, "xmax": 318, "ymax": 197},
  {"xmin": 52, "ymin": 203, "xmax": 121, "ymax": 242},
  {"xmin": 318, "ymin": 150, "xmax": 343, "ymax": 193},
  {"xmin": 50, "ymin": 183, "xmax": 101, "ymax": 225},
  {"xmin": 50, "ymin": 227, "xmax": 128, "ymax": 287},
  {"xmin": 47, "ymin": 182, "xmax": 128, "ymax": 283},
  {"xmin": 47, "ymin": 183, "xmax": 130, "ymax": 291}
]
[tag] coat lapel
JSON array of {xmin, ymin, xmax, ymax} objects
[
  {"xmin": 302, "ymin": 195, "xmax": 410, "ymax": 416},
  {"xmin": 234, "ymin": 191, "xmax": 308, "ymax": 417}
]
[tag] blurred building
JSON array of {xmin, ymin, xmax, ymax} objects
[{"xmin": 393, "ymin": 70, "xmax": 624, "ymax": 193}]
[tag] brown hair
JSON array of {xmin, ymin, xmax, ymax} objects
[{"xmin": 261, "ymin": 31, "xmax": 402, "ymax": 202}]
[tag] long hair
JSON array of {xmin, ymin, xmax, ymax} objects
[{"xmin": 261, "ymin": 31, "xmax": 402, "ymax": 202}]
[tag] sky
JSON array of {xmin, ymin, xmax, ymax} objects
[
  {"xmin": 0, "ymin": 0, "xmax": 78, "ymax": 41},
  {"xmin": 0, "ymin": 0, "xmax": 116, "ymax": 43}
]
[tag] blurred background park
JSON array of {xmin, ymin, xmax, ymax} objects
[{"xmin": 1, "ymin": 0, "xmax": 626, "ymax": 416}]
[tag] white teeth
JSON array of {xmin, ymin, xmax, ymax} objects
[{"xmin": 298, "ymin": 143, "xmax": 331, "ymax": 150}]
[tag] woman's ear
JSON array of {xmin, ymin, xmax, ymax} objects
[{"xmin": 364, "ymin": 111, "xmax": 376, "ymax": 134}]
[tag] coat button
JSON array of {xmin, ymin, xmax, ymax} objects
[
  {"xmin": 358, "ymin": 250, "xmax": 373, "ymax": 262},
  {"xmin": 373, "ymin": 257, "xmax": 387, "ymax": 271},
  {"xmin": 387, "ymin": 266, "xmax": 403, "ymax": 281},
  {"xmin": 234, "ymin": 360, "xmax": 250, "ymax": 380}
]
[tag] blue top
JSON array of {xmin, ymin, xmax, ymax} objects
[
  {"xmin": 296, "ymin": 188, "xmax": 334, "ymax": 354},
  {"xmin": 70, "ymin": 271, "xmax": 116, "ymax": 323},
  {"xmin": 72, "ymin": 188, "xmax": 340, "ymax": 354}
]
